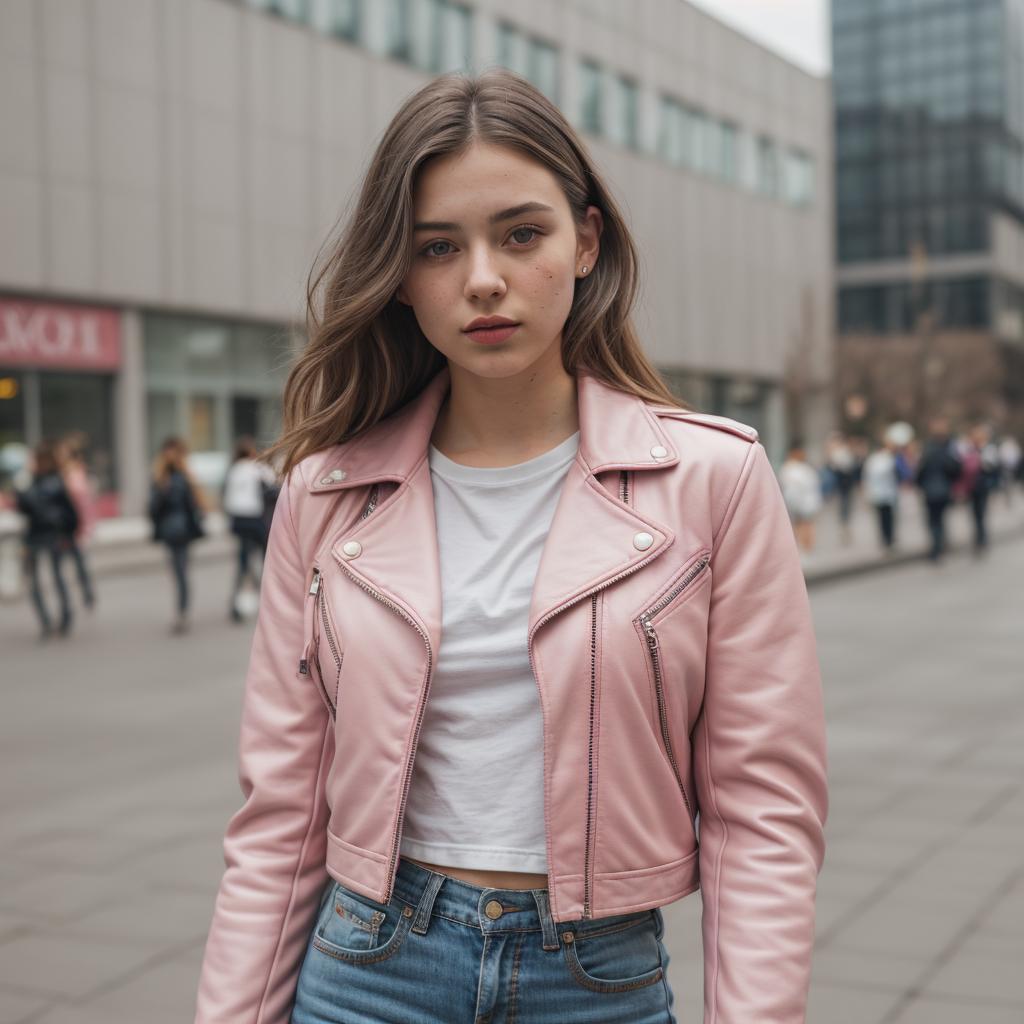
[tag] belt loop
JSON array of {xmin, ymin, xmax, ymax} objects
[
  {"xmin": 411, "ymin": 869, "xmax": 446, "ymax": 935},
  {"xmin": 531, "ymin": 889, "xmax": 560, "ymax": 951}
]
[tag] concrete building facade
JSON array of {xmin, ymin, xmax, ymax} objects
[{"xmin": 0, "ymin": 0, "xmax": 834, "ymax": 516}]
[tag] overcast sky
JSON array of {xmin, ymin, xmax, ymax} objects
[{"xmin": 686, "ymin": 0, "xmax": 831, "ymax": 76}]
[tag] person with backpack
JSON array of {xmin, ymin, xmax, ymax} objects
[
  {"xmin": 222, "ymin": 435, "xmax": 280, "ymax": 622},
  {"xmin": 15, "ymin": 439, "xmax": 80, "ymax": 640},
  {"xmin": 914, "ymin": 415, "xmax": 963, "ymax": 563},
  {"xmin": 148, "ymin": 436, "xmax": 207, "ymax": 634}
]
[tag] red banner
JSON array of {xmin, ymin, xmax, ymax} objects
[{"xmin": 0, "ymin": 298, "xmax": 121, "ymax": 371}]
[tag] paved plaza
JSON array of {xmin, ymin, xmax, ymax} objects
[{"xmin": 0, "ymin": 512, "xmax": 1022, "ymax": 1022}]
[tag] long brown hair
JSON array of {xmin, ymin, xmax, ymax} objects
[{"xmin": 264, "ymin": 67, "xmax": 690, "ymax": 479}]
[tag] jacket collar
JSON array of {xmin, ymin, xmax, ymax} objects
[{"xmin": 304, "ymin": 363, "xmax": 680, "ymax": 493}]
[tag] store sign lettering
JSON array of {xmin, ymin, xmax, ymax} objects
[{"xmin": 0, "ymin": 299, "xmax": 121, "ymax": 370}]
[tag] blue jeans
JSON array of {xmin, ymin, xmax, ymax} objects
[{"xmin": 293, "ymin": 854, "xmax": 677, "ymax": 1023}]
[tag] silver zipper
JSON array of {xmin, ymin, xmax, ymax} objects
[
  {"xmin": 635, "ymin": 554, "xmax": 710, "ymax": 825},
  {"xmin": 360, "ymin": 483, "xmax": 380, "ymax": 519},
  {"xmin": 317, "ymin": 585, "xmax": 342, "ymax": 718},
  {"xmin": 530, "ymin": 467, "xmax": 661, "ymax": 920},
  {"xmin": 300, "ymin": 568, "xmax": 339, "ymax": 719},
  {"xmin": 298, "ymin": 568, "xmax": 322, "ymax": 674},
  {"xmin": 583, "ymin": 593, "xmax": 599, "ymax": 919},
  {"xmin": 300, "ymin": 483, "xmax": 379, "ymax": 711},
  {"xmin": 331, "ymin": 552, "xmax": 432, "ymax": 905}
]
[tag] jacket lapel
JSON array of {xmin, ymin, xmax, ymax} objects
[{"xmin": 308, "ymin": 364, "xmax": 683, "ymax": 651}]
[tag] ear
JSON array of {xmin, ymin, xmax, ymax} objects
[
  {"xmin": 575, "ymin": 204, "xmax": 603, "ymax": 276},
  {"xmin": 395, "ymin": 281, "xmax": 410, "ymax": 306}
]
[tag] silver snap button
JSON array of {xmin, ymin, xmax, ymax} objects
[
  {"xmin": 319, "ymin": 476, "xmax": 332, "ymax": 485},
  {"xmin": 650, "ymin": 445, "xmax": 668, "ymax": 459},
  {"xmin": 633, "ymin": 531, "xmax": 655, "ymax": 551},
  {"xmin": 341, "ymin": 540, "xmax": 362, "ymax": 558},
  {"xmin": 330, "ymin": 468, "xmax": 346, "ymax": 480}
]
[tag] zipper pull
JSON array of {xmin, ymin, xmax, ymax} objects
[
  {"xmin": 309, "ymin": 567, "xmax": 322, "ymax": 595},
  {"xmin": 643, "ymin": 617, "xmax": 659, "ymax": 651}
]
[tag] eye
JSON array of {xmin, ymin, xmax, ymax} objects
[
  {"xmin": 418, "ymin": 224, "xmax": 544, "ymax": 261},
  {"xmin": 509, "ymin": 225, "xmax": 541, "ymax": 245},
  {"xmin": 422, "ymin": 240, "xmax": 454, "ymax": 259}
]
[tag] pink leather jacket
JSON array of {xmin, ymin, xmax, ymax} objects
[{"xmin": 194, "ymin": 364, "xmax": 828, "ymax": 1023}]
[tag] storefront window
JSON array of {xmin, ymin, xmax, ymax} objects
[
  {"xmin": 142, "ymin": 313, "xmax": 294, "ymax": 462},
  {"xmin": 0, "ymin": 371, "xmax": 27, "ymax": 496},
  {"xmin": 146, "ymin": 392, "xmax": 178, "ymax": 461},
  {"xmin": 38, "ymin": 372, "xmax": 117, "ymax": 496}
]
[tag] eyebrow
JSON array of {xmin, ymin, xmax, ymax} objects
[{"xmin": 413, "ymin": 201, "xmax": 556, "ymax": 233}]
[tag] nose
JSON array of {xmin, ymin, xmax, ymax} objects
[{"xmin": 463, "ymin": 244, "xmax": 507, "ymax": 301}]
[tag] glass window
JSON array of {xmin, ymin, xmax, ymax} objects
[
  {"xmin": 721, "ymin": 122, "xmax": 738, "ymax": 184},
  {"xmin": 496, "ymin": 21, "xmax": 524, "ymax": 75},
  {"xmin": 146, "ymin": 393, "xmax": 179, "ymax": 462},
  {"xmin": 757, "ymin": 136, "xmax": 779, "ymax": 197},
  {"xmin": 702, "ymin": 117, "xmax": 723, "ymax": 177},
  {"xmin": 606, "ymin": 73, "xmax": 639, "ymax": 150},
  {"xmin": 187, "ymin": 395, "xmax": 218, "ymax": 453},
  {"xmin": 384, "ymin": 0, "xmax": 411, "ymax": 61},
  {"xmin": 39, "ymin": 372, "xmax": 117, "ymax": 494},
  {"xmin": 310, "ymin": 0, "xmax": 360, "ymax": 41},
  {"xmin": 247, "ymin": 0, "xmax": 310, "ymax": 21},
  {"xmin": 579, "ymin": 59, "xmax": 603, "ymax": 135},
  {"xmin": 657, "ymin": 96, "xmax": 682, "ymax": 164},
  {"xmin": 426, "ymin": 0, "xmax": 471, "ymax": 72},
  {"xmin": 0, "ymin": 371, "xmax": 27, "ymax": 495},
  {"xmin": 526, "ymin": 37, "xmax": 559, "ymax": 105}
]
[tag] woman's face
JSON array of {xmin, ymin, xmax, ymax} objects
[{"xmin": 396, "ymin": 141, "xmax": 602, "ymax": 381}]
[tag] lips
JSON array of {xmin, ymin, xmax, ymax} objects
[{"xmin": 463, "ymin": 317, "xmax": 520, "ymax": 332}]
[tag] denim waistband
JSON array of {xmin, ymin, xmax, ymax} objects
[{"xmin": 389, "ymin": 855, "xmax": 562, "ymax": 951}]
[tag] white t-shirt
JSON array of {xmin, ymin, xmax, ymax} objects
[
  {"xmin": 222, "ymin": 458, "xmax": 277, "ymax": 518},
  {"xmin": 398, "ymin": 429, "xmax": 580, "ymax": 874},
  {"xmin": 863, "ymin": 449, "xmax": 899, "ymax": 506},
  {"xmin": 779, "ymin": 459, "xmax": 822, "ymax": 520}
]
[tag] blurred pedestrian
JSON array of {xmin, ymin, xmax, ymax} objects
[
  {"xmin": 14, "ymin": 439, "xmax": 79, "ymax": 640},
  {"xmin": 57, "ymin": 430, "xmax": 97, "ymax": 610},
  {"xmin": 953, "ymin": 422, "xmax": 1001, "ymax": 556},
  {"xmin": 824, "ymin": 431, "xmax": 859, "ymax": 545},
  {"xmin": 222, "ymin": 435, "xmax": 279, "ymax": 623},
  {"xmin": 998, "ymin": 434, "xmax": 1021, "ymax": 505},
  {"xmin": 779, "ymin": 439, "xmax": 822, "ymax": 553},
  {"xmin": 148, "ymin": 436, "xmax": 207, "ymax": 634},
  {"xmin": 862, "ymin": 430, "xmax": 901, "ymax": 554},
  {"xmin": 914, "ymin": 415, "xmax": 962, "ymax": 563}
]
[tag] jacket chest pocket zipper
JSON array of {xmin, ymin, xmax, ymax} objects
[
  {"xmin": 299, "ymin": 567, "xmax": 342, "ymax": 720},
  {"xmin": 635, "ymin": 553, "xmax": 711, "ymax": 825}
]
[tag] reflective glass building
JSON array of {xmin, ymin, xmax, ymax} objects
[{"xmin": 833, "ymin": 0, "xmax": 1024, "ymax": 430}]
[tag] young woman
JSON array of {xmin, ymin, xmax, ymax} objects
[
  {"xmin": 194, "ymin": 69, "xmax": 828, "ymax": 1024},
  {"xmin": 148, "ymin": 436, "xmax": 206, "ymax": 634},
  {"xmin": 15, "ymin": 439, "xmax": 79, "ymax": 640},
  {"xmin": 57, "ymin": 430, "xmax": 97, "ymax": 611}
]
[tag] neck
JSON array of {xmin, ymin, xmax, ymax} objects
[{"xmin": 432, "ymin": 350, "xmax": 579, "ymax": 468}]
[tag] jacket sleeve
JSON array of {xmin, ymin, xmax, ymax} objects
[
  {"xmin": 692, "ymin": 441, "xmax": 829, "ymax": 1024},
  {"xmin": 194, "ymin": 468, "xmax": 334, "ymax": 1024}
]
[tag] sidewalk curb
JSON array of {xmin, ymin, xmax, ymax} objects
[{"xmin": 803, "ymin": 522, "xmax": 1024, "ymax": 587}]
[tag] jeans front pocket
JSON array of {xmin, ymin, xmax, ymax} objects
[
  {"xmin": 560, "ymin": 908, "xmax": 665, "ymax": 994},
  {"xmin": 312, "ymin": 881, "xmax": 414, "ymax": 965}
]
